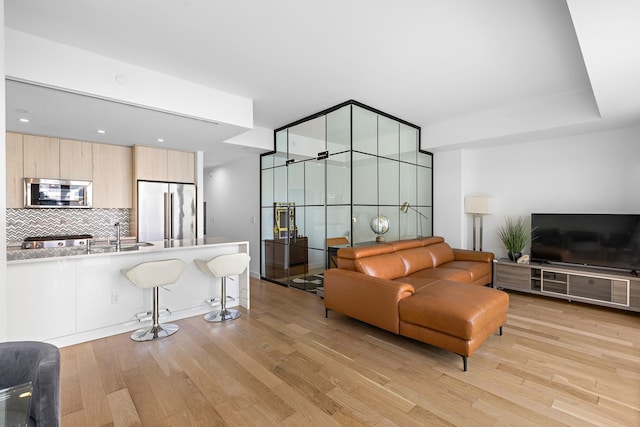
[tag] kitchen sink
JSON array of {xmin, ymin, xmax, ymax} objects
[{"xmin": 89, "ymin": 242, "xmax": 154, "ymax": 253}]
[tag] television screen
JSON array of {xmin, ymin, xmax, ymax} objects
[{"xmin": 531, "ymin": 214, "xmax": 640, "ymax": 272}]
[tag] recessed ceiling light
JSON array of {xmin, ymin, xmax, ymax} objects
[
  {"xmin": 18, "ymin": 118, "xmax": 30, "ymax": 123},
  {"xmin": 97, "ymin": 129, "xmax": 106, "ymax": 134},
  {"xmin": 157, "ymin": 138, "xmax": 164, "ymax": 143}
]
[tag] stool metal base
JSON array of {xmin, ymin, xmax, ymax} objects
[
  {"xmin": 204, "ymin": 308, "xmax": 241, "ymax": 322},
  {"xmin": 130, "ymin": 323, "xmax": 179, "ymax": 341}
]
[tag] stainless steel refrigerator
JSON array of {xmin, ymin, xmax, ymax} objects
[{"xmin": 137, "ymin": 181, "xmax": 197, "ymax": 242}]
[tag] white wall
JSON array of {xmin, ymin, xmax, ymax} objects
[
  {"xmin": 204, "ymin": 155, "xmax": 261, "ymax": 277},
  {"xmin": 433, "ymin": 149, "xmax": 465, "ymax": 248},
  {"xmin": 435, "ymin": 125, "xmax": 640, "ymax": 258}
]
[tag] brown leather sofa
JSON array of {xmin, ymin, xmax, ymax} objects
[{"xmin": 324, "ymin": 236, "xmax": 509, "ymax": 371}]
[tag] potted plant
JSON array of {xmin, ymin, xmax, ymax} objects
[{"xmin": 497, "ymin": 215, "xmax": 530, "ymax": 261}]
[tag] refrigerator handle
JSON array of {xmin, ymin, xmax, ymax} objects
[
  {"xmin": 164, "ymin": 192, "xmax": 170, "ymax": 240},
  {"xmin": 169, "ymin": 192, "xmax": 175, "ymax": 239}
]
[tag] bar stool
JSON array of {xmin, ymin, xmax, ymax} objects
[
  {"xmin": 194, "ymin": 252, "xmax": 251, "ymax": 322},
  {"xmin": 121, "ymin": 258, "xmax": 187, "ymax": 341}
]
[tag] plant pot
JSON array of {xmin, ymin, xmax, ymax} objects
[{"xmin": 508, "ymin": 251, "xmax": 522, "ymax": 262}]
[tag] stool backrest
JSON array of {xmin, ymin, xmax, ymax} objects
[
  {"xmin": 206, "ymin": 253, "xmax": 251, "ymax": 277},
  {"xmin": 123, "ymin": 259, "xmax": 187, "ymax": 288}
]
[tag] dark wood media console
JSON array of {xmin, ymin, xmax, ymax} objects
[{"xmin": 264, "ymin": 237, "xmax": 308, "ymax": 280}]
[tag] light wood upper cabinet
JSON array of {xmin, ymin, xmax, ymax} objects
[
  {"xmin": 60, "ymin": 139, "xmax": 93, "ymax": 180},
  {"xmin": 92, "ymin": 143, "xmax": 132, "ymax": 208},
  {"xmin": 134, "ymin": 145, "xmax": 195, "ymax": 183},
  {"xmin": 6, "ymin": 132, "xmax": 24, "ymax": 208},
  {"xmin": 7, "ymin": 132, "xmax": 134, "ymax": 209},
  {"xmin": 167, "ymin": 150, "xmax": 195, "ymax": 183},
  {"xmin": 23, "ymin": 134, "xmax": 60, "ymax": 179},
  {"xmin": 134, "ymin": 145, "xmax": 169, "ymax": 181},
  {"xmin": 21, "ymin": 134, "xmax": 93, "ymax": 181}
]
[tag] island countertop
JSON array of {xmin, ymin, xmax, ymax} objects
[{"xmin": 7, "ymin": 236, "xmax": 246, "ymax": 263}]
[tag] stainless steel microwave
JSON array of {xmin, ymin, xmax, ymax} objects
[{"xmin": 24, "ymin": 178, "xmax": 93, "ymax": 208}]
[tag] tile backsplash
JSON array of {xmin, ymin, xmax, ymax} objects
[{"xmin": 6, "ymin": 208, "xmax": 131, "ymax": 245}]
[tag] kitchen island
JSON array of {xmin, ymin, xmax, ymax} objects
[{"xmin": 6, "ymin": 237, "xmax": 250, "ymax": 346}]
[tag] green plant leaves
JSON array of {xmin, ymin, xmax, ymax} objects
[{"xmin": 497, "ymin": 215, "xmax": 530, "ymax": 253}]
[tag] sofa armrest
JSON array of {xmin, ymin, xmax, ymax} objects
[
  {"xmin": 453, "ymin": 248, "xmax": 494, "ymax": 263},
  {"xmin": 0, "ymin": 341, "xmax": 60, "ymax": 427},
  {"xmin": 324, "ymin": 269, "xmax": 414, "ymax": 334}
]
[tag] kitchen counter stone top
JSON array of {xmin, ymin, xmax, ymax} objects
[{"xmin": 6, "ymin": 236, "xmax": 246, "ymax": 263}]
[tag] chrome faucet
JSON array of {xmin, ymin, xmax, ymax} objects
[{"xmin": 114, "ymin": 222, "xmax": 121, "ymax": 251}]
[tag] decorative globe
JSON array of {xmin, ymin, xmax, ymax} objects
[{"xmin": 370, "ymin": 215, "xmax": 390, "ymax": 241}]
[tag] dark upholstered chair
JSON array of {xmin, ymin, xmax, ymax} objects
[{"xmin": 0, "ymin": 341, "xmax": 60, "ymax": 427}]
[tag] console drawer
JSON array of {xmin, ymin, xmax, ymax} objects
[{"xmin": 494, "ymin": 263, "xmax": 530, "ymax": 291}]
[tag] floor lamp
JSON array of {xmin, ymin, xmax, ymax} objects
[{"xmin": 464, "ymin": 196, "xmax": 492, "ymax": 251}]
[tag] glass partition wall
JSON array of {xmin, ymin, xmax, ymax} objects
[{"xmin": 261, "ymin": 100, "xmax": 433, "ymax": 291}]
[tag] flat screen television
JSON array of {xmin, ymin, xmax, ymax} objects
[{"xmin": 531, "ymin": 213, "xmax": 640, "ymax": 273}]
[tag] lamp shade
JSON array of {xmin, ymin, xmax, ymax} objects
[{"xmin": 464, "ymin": 196, "xmax": 492, "ymax": 215}]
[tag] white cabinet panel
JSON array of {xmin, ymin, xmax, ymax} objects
[
  {"xmin": 7, "ymin": 259, "xmax": 76, "ymax": 341},
  {"xmin": 76, "ymin": 253, "xmax": 145, "ymax": 331}
]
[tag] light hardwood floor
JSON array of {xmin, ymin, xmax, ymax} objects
[{"xmin": 60, "ymin": 278, "xmax": 640, "ymax": 426}]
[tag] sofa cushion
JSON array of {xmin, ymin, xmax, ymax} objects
[
  {"xmin": 339, "ymin": 244, "xmax": 394, "ymax": 259},
  {"xmin": 426, "ymin": 242, "xmax": 455, "ymax": 266},
  {"xmin": 399, "ymin": 281, "xmax": 509, "ymax": 340},
  {"xmin": 438, "ymin": 260, "xmax": 491, "ymax": 282},
  {"xmin": 387, "ymin": 239, "xmax": 424, "ymax": 251},
  {"xmin": 405, "ymin": 266, "xmax": 472, "ymax": 282},
  {"xmin": 392, "ymin": 277, "xmax": 440, "ymax": 293},
  {"xmin": 337, "ymin": 244, "xmax": 394, "ymax": 270},
  {"xmin": 418, "ymin": 236, "xmax": 445, "ymax": 246},
  {"xmin": 398, "ymin": 247, "xmax": 434, "ymax": 275},
  {"xmin": 452, "ymin": 248, "xmax": 494, "ymax": 263},
  {"xmin": 354, "ymin": 253, "xmax": 406, "ymax": 280}
]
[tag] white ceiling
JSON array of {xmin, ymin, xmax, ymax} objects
[{"xmin": 4, "ymin": 0, "xmax": 640, "ymax": 167}]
